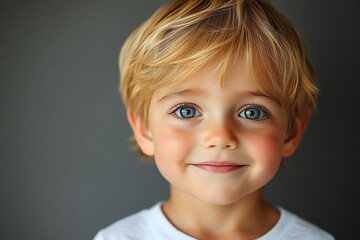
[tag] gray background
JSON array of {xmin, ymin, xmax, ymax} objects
[{"xmin": 1, "ymin": 0, "xmax": 359, "ymax": 239}]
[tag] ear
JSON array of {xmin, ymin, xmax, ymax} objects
[
  {"xmin": 282, "ymin": 109, "xmax": 312, "ymax": 157},
  {"xmin": 127, "ymin": 109, "xmax": 154, "ymax": 156}
]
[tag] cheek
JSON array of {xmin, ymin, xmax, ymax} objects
[
  {"xmin": 246, "ymin": 130, "xmax": 284, "ymax": 175},
  {"xmin": 152, "ymin": 124, "xmax": 195, "ymax": 175},
  {"xmin": 253, "ymin": 135, "xmax": 282, "ymax": 160}
]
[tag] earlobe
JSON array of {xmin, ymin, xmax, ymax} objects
[
  {"xmin": 127, "ymin": 110, "xmax": 154, "ymax": 156},
  {"xmin": 282, "ymin": 109, "xmax": 312, "ymax": 157}
]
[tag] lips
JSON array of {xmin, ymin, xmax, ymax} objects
[{"xmin": 191, "ymin": 161, "xmax": 245, "ymax": 173}]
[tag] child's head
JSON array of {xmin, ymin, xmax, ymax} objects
[
  {"xmin": 119, "ymin": 0, "xmax": 318, "ymax": 205},
  {"xmin": 119, "ymin": 0, "xmax": 317, "ymax": 159}
]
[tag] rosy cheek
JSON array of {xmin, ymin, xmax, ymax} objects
[
  {"xmin": 153, "ymin": 124, "xmax": 194, "ymax": 174},
  {"xmin": 246, "ymin": 131, "xmax": 283, "ymax": 174},
  {"xmin": 151, "ymin": 125, "xmax": 193, "ymax": 186}
]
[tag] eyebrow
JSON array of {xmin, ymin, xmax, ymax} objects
[
  {"xmin": 247, "ymin": 91, "xmax": 282, "ymax": 106},
  {"xmin": 157, "ymin": 88, "xmax": 281, "ymax": 106},
  {"xmin": 157, "ymin": 88, "xmax": 206, "ymax": 103}
]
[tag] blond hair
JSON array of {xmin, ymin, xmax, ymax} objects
[{"xmin": 119, "ymin": 0, "xmax": 317, "ymax": 156}]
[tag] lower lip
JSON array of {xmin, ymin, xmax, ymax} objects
[{"xmin": 193, "ymin": 164, "xmax": 245, "ymax": 173}]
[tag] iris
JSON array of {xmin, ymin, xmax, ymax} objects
[
  {"xmin": 178, "ymin": 107, "xmax": 197, "ymax": 118},
  {"xmin": 239, "ymin": 107, "xmax": 266, "ymax": 120}
]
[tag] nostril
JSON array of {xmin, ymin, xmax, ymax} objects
[
  {"xmin": 202, "ymin": 129, "xmax": 239, "ymax": 150},
  {"xmin": 208, "ymin": 144, "xmax": 235, "ymax": 149}
]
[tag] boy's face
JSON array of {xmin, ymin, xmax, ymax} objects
[{"xmin": 132, "ymin": 57, "xmax": 305, "ymax": 205}]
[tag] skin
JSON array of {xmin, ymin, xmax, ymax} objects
[{"xmin": 128, "ymin": 56, "xmax": 311, "ymax": 239}]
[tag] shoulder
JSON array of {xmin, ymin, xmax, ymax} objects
[
  {"xmin": 93, "ymin": 202, "xmax": 162, "ymax": 240},
  {"xmin": 289, "ymin": 213, "xmax": 335, "ymax": 240},
  {"xmin": 93, "ymin": 201, "xmax": 196, "ymax": 240},
  {"xmin": 269, "ymin": 207, "xmax": 335, "ymax": 240}
]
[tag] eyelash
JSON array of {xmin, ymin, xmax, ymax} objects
[
  {"xmin": 169, "ymin": 103, "xmax": 202, "ymax": 121},
  {"xmin": 168, "ymin": 103, "xmax": 271, "ymax": 121},
  {"xmin": 239, "ymin": 104, "xmax": 271, "ymax": 122}
]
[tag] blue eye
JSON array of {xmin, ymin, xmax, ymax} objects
[
  {"xmin": 174, "ymin": 105, "xmax": 201, "ymax": 119},
  {"xmin": 239, "ymin": 106, "xmax": 267, "ymax": 120}
]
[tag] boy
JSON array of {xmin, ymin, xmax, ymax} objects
[{"xmin": 95, "ymin": 0, "xmax": 334, "ymax": 239}]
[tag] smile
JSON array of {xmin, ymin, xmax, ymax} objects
[{"xmin": 191, "ymin": 161, "xmax": 246, "ymax": 173}]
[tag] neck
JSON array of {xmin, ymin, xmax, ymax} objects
[{"xmin": 162, "ymin": 186, "xmax": 279, "ymax": 240}]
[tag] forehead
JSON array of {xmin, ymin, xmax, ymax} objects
[{"xmin": 153, "ymin": 56, "xmax": 276, "ymax": 102}]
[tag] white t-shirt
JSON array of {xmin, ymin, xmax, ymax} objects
[{"xmin": 94, "ymin": 202, "xmax": 334, "ymax": 240}]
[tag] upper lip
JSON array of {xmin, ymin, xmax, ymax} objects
[{"xmin": 192, "ymin": 161, "xmax": 244, "ymax": 166}]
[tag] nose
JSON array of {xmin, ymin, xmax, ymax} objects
[{"xmin": 201, "ymin": 120, "xmax": 239, "ymax": 150}]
